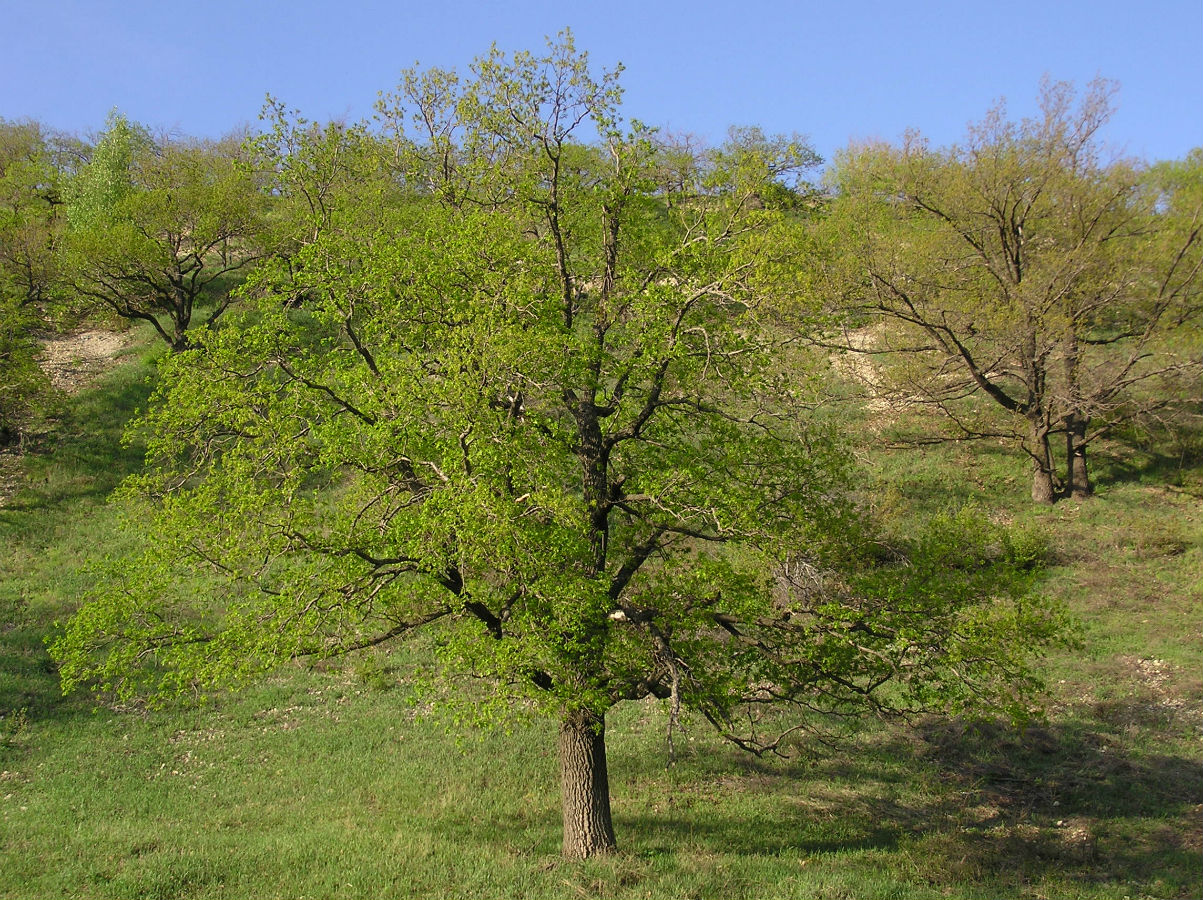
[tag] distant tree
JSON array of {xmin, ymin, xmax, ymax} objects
[
  {"xmin": 0, "ymin": 119, "xmax": 60, "ymax": 445},
  {"xmin": 821, "ymin": 80, "xmax": 1202, "ymax": 502},
  {"xmin": 61, "ymin": 113, "xmax": 267, "ymax": 350},
  {"xmin": 242, "ymin": 100, "xmax": 399, "ymax": 312},
  {"xmin": 0, "ymin": 119, "xmax": 62, "ymax": 308},
  {"xmin": 53, "ymin": 37, "xmax": 1067, "ymax": 857},
  {"xmin": 0, "ymin": 296, "xmax": 49, "ymax": 447},
  {"xmin": 253, "ymin": 99, "xmax": 392, "ymax": 241}
]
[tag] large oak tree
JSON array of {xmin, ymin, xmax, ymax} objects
[{"xmin": 53, "ymin": 38, "xmax": 1065, "ymax": 857}]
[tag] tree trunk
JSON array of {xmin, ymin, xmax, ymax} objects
[
  {"xmin": 1031, "ymin": 463, "xmax": 1056, "ymax": 504},
  {"xmin": 1064, "ymin": 412, "xmax": 1092, "ymax": 499},
  {"xmin": 170, "ymin": 310, "xmax": 191, "ymax": 352},
  {"xmin": 1061, "ymin": 330, "xmax": 1092, "ymax": 500},
  {"xmin": 1029, "ymin": 421, "xmax": 1057, "ymax": 504},
  {"xmin": 559, "ymin": 707, "xmax": 617, "ymax": 858}
]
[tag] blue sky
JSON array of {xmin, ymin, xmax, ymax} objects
[{"xmin": 3, "ymin": 0, "xmax": 1200, "ymax": 164}]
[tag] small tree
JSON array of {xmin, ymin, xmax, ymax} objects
[
  {"xmin": 0, "ymin": 296, "xmax": 49, "ymax": 447},
  {"xmin": 0, "ymin": 119, "xmax": 62, "ymax": 308},
  {"xmin": 61, "ymin": 114, "xmax": 267, "ymax": 350},
  {"xmin": 821, "ymin": 80, "xmax": 1202, "ymax": 502},
  {"xmin": 53, "ymin": 37, "xmax": 1067, "ymax": 857},
  {"xmin": 0, "ymin": 119, "xmax": 60, "ymax": 445}
]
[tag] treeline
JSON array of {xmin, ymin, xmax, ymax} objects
[
  {"xmin": 3, "ymin": 75, "xmax": 1199, "ymax": 499},
  {"xmin": 817, "ymin": 81, "xmax": 1201, "ymax": 502}
]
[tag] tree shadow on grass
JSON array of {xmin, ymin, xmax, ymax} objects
[
  {"xmin": 903, "ymin": 715, "xmax": 1202, "ymax": 893},
  {"xmin": 1, "ymin": 358, "xmax": 157, "ymax": 734},
  {"xmin": 615, "ymin": 810, "xmax": 903, "ymax": 859},
  {"xmin": 1091, "ymin": 420, "xmax": 1203, "ymax": 494},
  {"xmin": 0, "ymin": 360, "xmax": 154, "ymax": 519},
  {"xmin": 0, "ymin": 602, "xmax": 99, "ymax": 734},
  {"xmin": 0, "ymin": 625, "xmax": 89, "ymax": 757}
]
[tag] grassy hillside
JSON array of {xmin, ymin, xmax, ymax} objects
[{"xmin": 1, "ymin": 331, "xmax": 1199, "ymax": 899}]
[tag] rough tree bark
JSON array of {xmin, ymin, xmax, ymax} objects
[
  {"xmin": 559, "ymin": 707, "xmax": 617, "ymax": 858},
  {"xmin": 1028, "ymin": 420, "xmax": 1058, "ymax": 504},
  {"xmin": 1064, "ymin": 411, "xmax": 1092, "ymax": 499}
]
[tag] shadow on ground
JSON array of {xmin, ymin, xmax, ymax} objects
[
  {"xmin": 0, "ymin": 362, "xmax": 153, "ymax": 517},
  {"xmin": 1, "ymin": 361, "xmax": 156, "ymax": 733},
  {"xmin": 899, "ymin": 715, "xmax": 1201, "ymax": 892},
  {"xmin": 1091, "ymin": 420, "xmax": 1203, "ymax": 494},
  {"xmin": 607, "ymin": 708, "xmax": 1199, "ymax": 894}
]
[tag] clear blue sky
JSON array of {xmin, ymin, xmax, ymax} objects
[{"xmin": 3, "ymin": 0, "xmax": 1200, "ymax": 164}]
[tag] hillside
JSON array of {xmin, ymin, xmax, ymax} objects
[{"xmin": 0, "ymin": 326, "xmax": 1199, "ymax": 899}]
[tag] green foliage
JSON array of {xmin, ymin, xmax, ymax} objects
[
  {"xmin": 819, "ymin": 81, "xmax": 1203, "ymax": 502},
  {"xmin": 54, "ymin": 39, "xmax": 1064, "ymax": 748},
  {"xmin": 250, "ymin": 98, "xmax": 394, "ymax": 254},
  {"xmin": 60, "ymin": 113, "xmax": 267, "ymax": 349},
  {"xmin": 0, "ymin": 119, "xmax": 61, "ymax": 444},
  {"xmin": 0, "ymin": 119, "xmax": 62, "ymax": 309},
  {"xmin": 62, "ymin": 111, "xmax": 150, "ymax": 230}
]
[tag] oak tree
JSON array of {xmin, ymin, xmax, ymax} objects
[
  {"xmin": 821, "ymin": 80, "xmax": 1202, "ymax": 502},
  {"xmin": 62, "ymin": 114, "xmax": 267, "ymax": 350},
  {"xmin": 53, "ymin": 38, "xmax": 1066, "ymax": 857}
]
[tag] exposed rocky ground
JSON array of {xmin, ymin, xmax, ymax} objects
[{"xmin": 37, "ymin": 330, "xmax": 133, "ymax": 393}]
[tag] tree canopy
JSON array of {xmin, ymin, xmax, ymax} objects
[
  {"xmin": 61, "ymin": 113, "xmax": 267, "ymax": 350},
  {"xmin": 0, "ymin": 118, "xmax": 61, "ymax": 445},
  {"xmin": 819, "ymin": 79, "xmax": 1202, "ymax": 502},
  {"xmin": 53, "ymin": 37, "xmax": 1067, "ymax": 857}
]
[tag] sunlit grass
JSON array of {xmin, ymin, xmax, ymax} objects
[{"xmin": 1, "ymin": 334, "xmax": 1199, "ymax": 899}]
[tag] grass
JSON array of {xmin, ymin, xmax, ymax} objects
[
  {"xmin": 1, "ymin": 333, "xmax": 1200, "ymax": 899},
  {"xmin": 1, "ymin": 335, "xmax": 158, "ymax": 727}
]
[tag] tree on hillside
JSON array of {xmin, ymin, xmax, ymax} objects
[
  {"xmin": 61, "ymin": 113, "xmax": 267, "ymax": 350},
  {"xmin": 0, "ymin": 297, "xmax": 48, "ymax": 447},
  {"xmin": 53, "ymin": 37, "xmax": 1066, "ymax": 857},
  {"xmin": 0, "ymin": 119, "xmax": 62, "ymax": 308},
  {"xmin": 242, "ymin": 100, "xmax": 402, "ymax": 310},
  {"xmin": 254, "ymin": 99, "xmax": 394, "ymax": 242},
  {"xmin": 820, "ymin": 80, "xmax": 1202, "ymax": 502},
  {"xmin": 0, "ymin": 119, "xmax": 61, "ymax": 445}
]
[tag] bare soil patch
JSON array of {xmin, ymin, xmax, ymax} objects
[
  {"xmin": 38, "ymin": 330, "xmax": 134, "ymax": 393},
  {"xmin": 0, "ymin": 330, "xmax": 134, "ymax": 507}
]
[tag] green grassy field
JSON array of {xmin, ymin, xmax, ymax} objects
[{"xmin": 1, "ymin": 333, "xmax": 1199, "ymax": 899}]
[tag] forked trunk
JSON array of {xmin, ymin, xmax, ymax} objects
[{"xmin": 559, "ymin": 707, "xmax": 617, "ymax": 858}]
